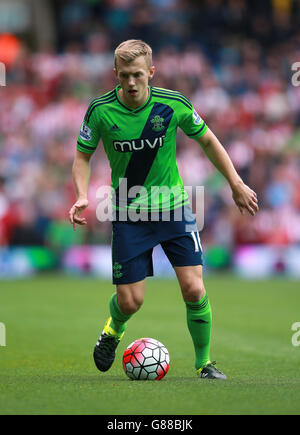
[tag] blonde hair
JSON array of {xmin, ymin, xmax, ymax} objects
[{"xmin": 114, "ymin": 39, "xmax": 152, "ymax": 69}]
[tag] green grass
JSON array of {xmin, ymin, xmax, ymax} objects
[{"xmin": 0, "ymin": 274, "xmax": 300, "ymax": 415}]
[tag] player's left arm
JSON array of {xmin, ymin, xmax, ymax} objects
[{"xmin": 195, "ymin": 128, "xmax": 259, "ymax": 216}]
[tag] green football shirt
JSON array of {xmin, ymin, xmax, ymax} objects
[{"xmin": 77, "ymin": 85, "xmax": 208, "ymax": 212}]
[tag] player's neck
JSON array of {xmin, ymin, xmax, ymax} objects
[{"xmin": 118, "ymin": 86, "xmax": 149, "ymax": 109}]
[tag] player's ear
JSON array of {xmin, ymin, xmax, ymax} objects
[
  {"xmin": 149, "ymin": 65, "xmax": 155, "ymax": 80},
  {"xmin": 113, "ymin": 67, "xmax": 118, "ymax": 78}
]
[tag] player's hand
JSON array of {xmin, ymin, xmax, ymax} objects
[
  {"xmin": 231, "ymin": 182, "xmax": 259, "ymax": 216},
  {"xmin": 69, "ymin": 198, "xmax": 89, "ymax": 230}
]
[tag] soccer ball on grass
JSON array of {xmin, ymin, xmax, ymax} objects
[{"xmin": 122, "ymin": 337, "xmax": 170, "ymax": 380}]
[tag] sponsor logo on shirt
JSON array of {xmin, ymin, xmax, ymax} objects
[{"xmin": 113, "ymin": 136, "xmax": 165, "ymax": 153}]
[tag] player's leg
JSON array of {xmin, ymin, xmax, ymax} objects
[
  {"xmin": 93, "ymin": 280, "xmax": 146, "ymax": 372},
  {"xmin": 174, "ymin": 264, "xmax": 226, "ymax": 379},
  {"xmin": 93, "ymin": 218, "xmax": 154, "ymax": 373},
  {"xmin": 109, "ymin": 279, "xmax": 146, "ymax": 334},
  {"xmin": 174, "ymin": 265, "xmax": 211, "ymax": 366},
  {"xmin": 160, "ymin": 205, "xmax": 226, "ymax": 379}
]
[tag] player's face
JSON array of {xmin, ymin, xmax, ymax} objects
[{"xmin": 114, "ymin": 56, "xmax": 155, "ymax": 108}]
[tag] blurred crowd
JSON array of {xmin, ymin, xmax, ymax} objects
[{"xmin": 0, "ymin": 0, "xmax": 300, "ymax": 252}]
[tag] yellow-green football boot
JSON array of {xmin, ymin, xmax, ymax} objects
[{"xmin": 93, "ymin": 317, "xmax": 125, "ymax": 372}]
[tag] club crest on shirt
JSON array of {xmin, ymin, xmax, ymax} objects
[
  {"xmin": 150, "ymin": 115, "xmax": 165, "ymax": 132},
  {"xmin": 193, "ymin": 109, "xmax": 202, "ymax": 125},
  {"xmin": 80, "ymin": 122, "xmax": 92, "ymax": 141}
]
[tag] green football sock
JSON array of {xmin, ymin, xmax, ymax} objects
[
  {"xmin": 109, "ymin": 293, "xmax": 132, "ymax": 335},
  {"xmin": 185, "ymin": 293, "xmax": 212, "ymax": 370}
]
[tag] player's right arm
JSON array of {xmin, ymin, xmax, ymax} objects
[
  {"xmin": 69, "ymin": 150, "xmax": 92, "ymax": 230},
  {"xmin": 69, "ymin": 100, "xmax": 102, "ymax": 230}
]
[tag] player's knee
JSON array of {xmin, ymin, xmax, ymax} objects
[
  {"xmin": 119, "ymin": 293, "xmax": 144, "ymax": 315},
  {"xmin": 182, "ymin": 280, "xmax": 205, "ymax": 302},
  {"xmin": 121, "ymin": 300, "xmax": 142, "ymax": 315}
]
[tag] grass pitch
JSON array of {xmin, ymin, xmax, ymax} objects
[{"xmin": 0, "ymin": 274, "xmax": 299, "ymax": 415}]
